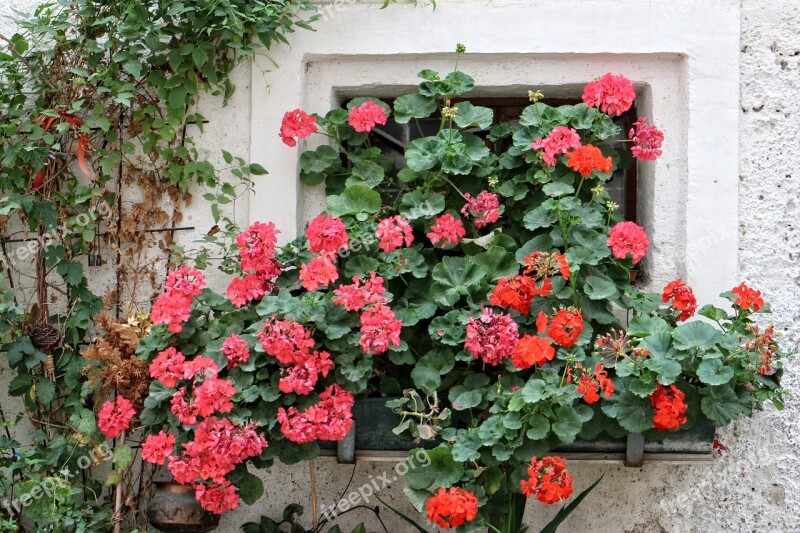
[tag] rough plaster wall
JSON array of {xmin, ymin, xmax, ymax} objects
[{"xmin": 0, "ymin": 1, "xmax": 799, "ymax": 532}]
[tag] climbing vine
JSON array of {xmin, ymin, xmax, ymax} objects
[{"xmin": 0, "ymin": 0, "xmax": 316, "ymax": 530}]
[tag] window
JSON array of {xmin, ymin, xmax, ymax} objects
[{"xmin": 354, "ymin": 96, "xmax": 639, "ymax": 222}]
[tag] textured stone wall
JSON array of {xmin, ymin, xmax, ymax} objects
[{"xmin": 1, "ymin": 1, "xmax": 798, "ymax": 532}]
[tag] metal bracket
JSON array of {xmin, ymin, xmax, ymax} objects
[
  {"xmin": 336, "ymin": 419, "xmax": 356, "ymax": 464},
  {"xmin": 625, "ymin": 433, "xmax": 645, "ymax": 467}
]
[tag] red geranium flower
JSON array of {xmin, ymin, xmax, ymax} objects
[
  {"xmin": 547, "ymin": 309, "xmax": 584, "ymax": 348},
  {"xmin": 520, "ymin": 456, "xmax": 574, "ymax": 504},
  {"xmin": 582, "ymin": 73, "xmax": 636, "ymax": 116},
  {"xmin": 662, "ymin": 279, "xmax": 697, "ymax": 321},
  {"xmin": 731, "ymin": 282, "xmax": 764, "ymax": 312},
  {"xmin": 650, "ymin": 384, "xmax": 688, "ymax": 431},
  {"xmin": 629, "ymin": 116, "xmax": 664, "ymax": 161},
  {"xmin": 306, "ymin": 214, "xmax": 349, "ymax": 255},
  {"xmin": 460, "ymin": 190, "xmax": 501, "ymax": 229},
  {"xmin": 489, "ymin": 275, "xmax": 550, "ymax": 315},
  {"xmin": 607, "ymin": 221, "xmax": 649, "ymax": 264},
  {"xmin": 348, "ymin": 101, "xmax": 388, "ymax": 133},
  {"xmin": 375, "ymin": 215, "xmax": 414, "ymax": 253},
  {"xmin": 427, "ymin": 214, "xmax": 466, "ymax": 248},
  {"xmin": 142, "ymin": 431, "xmax": 176, "ymax": 465},
  {"xmin": 280, "ymin": 109, "xmax": 317, "ymax": 147},
  {"xmin": 532, "ymin": 126, "xmax": 582, "ymax": 166},
  {"xmin": 565, "ymin": 144, "xmax": 612, "ymax": 176},
  {"xmin": 425, "ymin": 487, "xmax": 479, "ymax": 529},
  {"xmin": 465, "ymin": 308, "xmax": 519, "ymax": 365},
  {"xmin": 299, "ymin": 253, "xmax": 339, "ymax": 292},
  {"xmin": 511, "ymin": 335, "xmax": 555, "ymax": 369},
  {"xmin": 98, "ymin": 396, "xmax": 135, "ymax": 439}
]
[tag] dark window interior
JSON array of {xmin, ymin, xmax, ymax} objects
[{"xmin": 356, "ymin": 96, "xmax": 639, "ymax": 222}]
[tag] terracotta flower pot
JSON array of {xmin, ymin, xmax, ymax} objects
[{"xmin": 147, "ymin": 482, "xmax": 220, "ymax": 533}]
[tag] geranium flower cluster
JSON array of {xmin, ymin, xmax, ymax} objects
[
  {"xmin": 629, "ymin": 117, "xmax": 664, "ymax": 161},
  {"xmin": 375, "ymin": 215, "xmax": 414, "ymax": 253},
  {"xmin": 582, "ymin": 72, "xmax": 636, "ymax": 116},
  {"xmin": 746, "ymin": 324, "xmax": 777, "ymax": 375},
  {"xmin": 594, "ymin": 329, "xmax": 650, "ymax": 360},
  {"xmin": 489, "ymin": 252, "xmax": 569, "ymax": 315},
  {"xmin": 568, "ymin": 363, "xmax": 615, "ymax": 404},
  {"xmin": 299, "ymin": 214, "xmax": 350, "ymax": 291},
  {"xmin": 649, "ymin": 384, "xmax": 688, "ymax": 431},
  {"xmin": 149, "ymin": 347, "xmax": 237, "ymax": 425},
  {"xmin": 277, "ymin": 384, "xmax": 354, "ymax": 443},
  {"xmin": 520, "ymin": 456, "xmax": 574, "ymax": 504},
  {"xmin": 359, "ymin": 303, "xmax": 402, "ymax": 355},
  {"xmin": 427, "ymin": 213, "xmax": 466, "ymax": 248},
  {"xmin": 460, "ymin": 190, "xmax": 500, "ymax": 228},
  {"xmin": 545, "ymin": 308, "xmax": 585, "ymax": 348},
  {"xmin": 566, "ymin": 144, "xmax": 612, "ymax": 176},
  {"xmin": 607, "ymin": 221, "xmax": 650, "ymax": 264},
  {"xmin": 731, "ymin": 282, "xmax": 764, "ymax": 312},
  {"xmin": 220, "ymin": 333, "xmax": 251, "ymax": 369},
  {"xmin": 257, "ymin": 318, "xmax": 334, "ymax": 394},
  {"xmin": 227, "ymin": 222, "xmax": 282, "ymax": 308},
  {"xmin": 333, "ymin": 272, "xmax": 388, "ymax": 311},
  {"xmin": 662, "ymin": 279, "xmax": 697, "ymax": 321},
  {"xmin": 465, "ymin": 307, "xmax": 519, "ymax": 365},
  {"xmin": 532, "ymin": 126, "xmax": 582, "ymax": 166},
  {"xmin": 150, "ymin": 266, "xmax": 206, "ymax": 333},
  {"xmin": 425, "ymin": 487, "xmax": 479, "ymax": 529},
  {"xmin": 97, "ymin": 396, "xmax": 136, "ymax": 439},
  {"xmin": 280, "ymin": 109, "xmax": 318, "ymax": 147},
  {"xmin": 348, "ymin": 101, "xmax": 388, "ymax": 133},
  {"xmin": 165, "ymin": 417, "xmax": 268, "ymax": 514}
]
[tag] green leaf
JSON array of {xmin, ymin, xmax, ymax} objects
[
  {"xmin": 430, "ymin": 256, "xmax": 485, "ymax": 306},
  {"xmin": 326, "ymin": 185, "xmax": 381, "ymax": 219},
  {"xmin": 450, "ymin": 390, "xmax": 482, "ymax": 410},
  {"xmin": 525, "ymin": 414, "xmax": 551, "ymax": 440},
  {"xmin": 523, "ymin": 205, "xmax": 557, "ymax": 231},
  {"xmin": 393, "ymin": 94, "xmax": 437, "ymax": 123},
  {"xmin": 453, "ymin": 102, "xmax": 493, "ymax": 129},
  {"xmin": 411, "ymin": 349, "xmax": 455, "ymax": 393},
  {"xmin": 113, "ymin": 445, "xmax": 133, "ymax": 469},
  {"xmin": 698, "ymin": 304, "xmax": 728, "ymax": 322},
  {"xmin": 70, "ymin": 408, "xmax": 97, "ymax": 435},
  {"xmin": 552, "ymin": 406, "xmax": 583, "ymax": 444},
  {"xmin": 406, "ymin": 446, "xmax": 464, "ymax": 490},
  {"xmin": 300, "ymin": 145, "xmax": 340, "ymax": 175},
  {"xmin": 540, "ymin": 475, "xmax": 604, "ymax": 533},
  {"xmin": 672, "ymin": 321, "xmax": 723, "ymax": 351},
  {"xmin": 191, "ymin": 48, "xmax": 208, "ymax": 70},
  {"xmin": 238, "ymin": 472, "xmax": 265, "ymax": 505},
  {"xmin": 583, "ymin": 275, "xmax": 619, "ymax": 301},
  {"xmin": 451, "ymin": 428, "xmax": 483, "ymax": 462},
  {"xmin": 603, "ymin": 391, "xmax": 653, "ymax": 433},
  {"xmin": 472, "ymin": 246, "xmax": 519, "ymax": 281},
  {"xmin": 122, "ymin": 60, "xmax": 143, "ymax": 78},
  {"xmin": 628, "ymin": 378, "xmax": 657, "ymax": 398},
  {"xmin": 399, "ymin": 191, "xmax": 445, "ymax": 220},
  {"xmin": 519, "ymin": 379, "xmax": 553, "ymax": 404},
  {"xmin": 346, "ymin": 160, "xmax": 384, "ymax": 189},
  {"xmin": 405, "ymin": 137, "xmax": 444, "ymax": 172},
  {"xmin": 249, "ymin": 163, "xmax": 268, "ymax": 176},
  {"xmin": 700, "ymin": 385, "xmax": 742, "ymax": 426},
  {"xmin": 696, "ymin": 359, "xmax": 735, "ymax": 386},
  {"xmin": 516, "ymin": 235, "xmax": 554, "ymax": 263},
  {"xmin": 443, "ymin": 71, "xmax": 475, "ymax": 96},
  {"xmin": 35, "ymin": 379, "xmax": 56, "ymax": 404},
  {"xmin": 542, "ymin": 182, "xmax": 575, "ymax": 197},
  {"xmin": 57, "ymin": 260, "xmax": 84, "ymax": 286}
]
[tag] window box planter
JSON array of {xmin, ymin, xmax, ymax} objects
[{"xmin": 325, "ymin": 397, "xmax": 716, "ymax": 466}]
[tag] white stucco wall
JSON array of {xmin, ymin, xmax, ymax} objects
[{"xmin": 1, "ymin": 0, "xmax": 799, "ymax": 532}]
